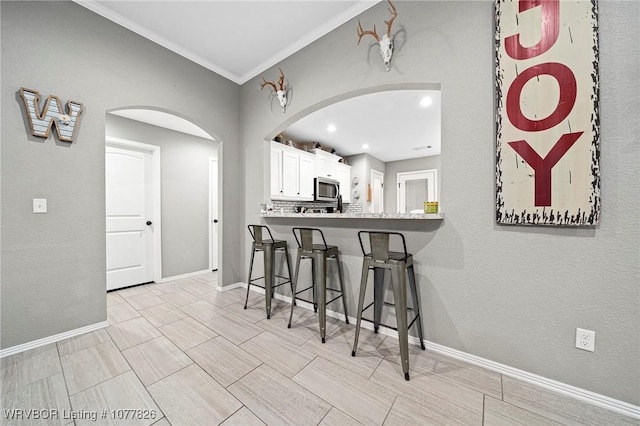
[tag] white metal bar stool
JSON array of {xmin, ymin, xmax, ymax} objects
[
  {"xmin": 245, "ymin": 225, "xmax": 294, "ymax": 319},
  {"xmin": 352, "ymin": 231, "xmax": 425, "ymax": 380}
]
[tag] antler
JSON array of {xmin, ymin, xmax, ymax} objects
[
  {"xmin": 261, "ymin": 69, "xmax": 286, "ymax": 92},
  {"xmin": 357, "ymin": 21, "xmax": 380, "ymax": 44},
  {"xmin": 357, "ymin": 0, "xmax": 397, "ymax": 44},
  {"xmin": 384, "ymin": 0, "xmax": 397, "ymax": 37},
  {"xmin": 277, "ymin": 68, "xmax": 285, "ymax": 91},
  {"xmin": 260, "ymin": 76, "xmax": 277, "ymax": 92}
]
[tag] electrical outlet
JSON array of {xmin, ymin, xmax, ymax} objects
[
  {"xmin": 33, "ymin": 198, "xmax": 47, "ymax": 213},
  {"xmin": 575, "ymin": 328, "xmax": 595, "ymax": 352}
]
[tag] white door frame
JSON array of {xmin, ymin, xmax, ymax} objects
[
  {"xmin": 397, "ymin": 169, "xmax": 438, "ymax": 213},
  {"xmin": 209, "ymin": 157, "xmax": 219, "ymax": 271},
  {"xmin": 106, "ymin": 136, "xmax": 162, "ymax": 283},
  {"xmin": 370, "ymin": 168, "xmax": 384, "ymax": 213}
]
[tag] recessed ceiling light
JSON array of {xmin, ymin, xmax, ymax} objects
[
  {"xmin": 362, "ymin": 144, "xmax": 370, "ymax": 150},
  {"xmin": 327, "ymin": 124, "xmax": 337, "ymax": 133},
  {"xmin": 420, "ymin": 96, "xmax": 433, "ymax": 107}
]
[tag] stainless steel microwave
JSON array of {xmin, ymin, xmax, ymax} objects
[{"xmin": 314, "ymin": 177, "xmax": 340, "ymax": 202}]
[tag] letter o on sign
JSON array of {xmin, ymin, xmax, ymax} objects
[{"xmin": 506, "ymin": 62, "xmax": 577, "ymax": 132}]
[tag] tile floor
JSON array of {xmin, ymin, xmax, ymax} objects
[{"xmin": 1, "ymin": 271, "xmax": 637, "ymax": 425}]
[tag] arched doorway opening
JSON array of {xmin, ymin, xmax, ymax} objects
[
  {"xmin": 105, "ymin": 107, "xmax": 221, "ymax": 290},
  {"xmin": 265, "ymin": 82, "xmax": 441, "ymax": 215}
]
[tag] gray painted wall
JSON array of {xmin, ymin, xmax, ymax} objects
[
  {"xmin": 384, "ymin": 155, "xmax": 441, "ymax": 213},
  {"xmin": 345, "ymin": 154, "xmax": 369, "ymax": 209},
  {"xmin": 241, "ymin": 1, "xmax": 640, "ymax": 405},
  {"xmin": 106, "ymin": 115, "xmax": 218, "ymax": 278},
  {"xmin": 1, "ymin": 1, "xmax": 243, "ymax": 349},
  {"xmin": 345, "ymin": 153, "xmax": 386, "ymax": 212}
]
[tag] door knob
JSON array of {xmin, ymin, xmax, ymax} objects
[
  {"xmin": 146, "ymin": 221, "xmax": 152, "ymax": 226},
  {"xmin": 213, "ymin": 219, "xmax": 219, "ymax": 223}
]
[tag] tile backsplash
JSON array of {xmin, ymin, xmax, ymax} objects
[{"xmin": 270, "ymin": 200, "xmax": 363, "ymax": 214}]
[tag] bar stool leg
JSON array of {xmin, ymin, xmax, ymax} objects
[
  {"xmin": 288, "ymin": 250, "xmax": 303, "ymax": 328},
  {"xmin": 352, "ymin": 260, "xmax": 371, "ymax": 357},
  {"xmin": 311, "ymin": 258, "xmax": 318, "ymax": 313},
  {"xmin": 373, "ymin": 268, "xmax": 385, "ymax": 333},
  {"xmin": 244, "ymin": 244, "xmax": 256, "ymax": 309},
  {"xmin": 284, "ymin": 245, "xmax": 296, "ymax": 306},
  {"xmin": 407, "ymin": 264, "xmax": 425, "ymax": 350},
  {"xmin": 334, "ymin": 252, "xmax": 349, "ymax": 324},
  {"xmin": 391, "ymin": 264, "xmax": 411, "ymax": 380},
  {"xmin": 264, "ymin": 246, "xmax": 274, "ymax": 319},
  {"xmin": 314, "ymin": 252, "xmax": 327, "ymax": 343}
]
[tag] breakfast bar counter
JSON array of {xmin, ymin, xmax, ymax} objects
[{"xmin": 260, "ymin": 212, "xmax": 444, "ymax": 220}]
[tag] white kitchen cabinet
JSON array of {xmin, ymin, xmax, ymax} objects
[
  {"xmin": 298, "ymin": 153, "xmax": 315, "ymax": 200},
  {"xmin": 281, "ymin": 149, "xmax": 299, "ymax": 198},
  {"xmin": 336, "ymin": 162, "xmax": 352, "ymax": 203},
  {"xmin": 312, "ymin": 149, "xmax": 341, "ymax": 179},
  {"xmin": 271, "ymin": 141, "xmax": 315, "ymax": 201}
]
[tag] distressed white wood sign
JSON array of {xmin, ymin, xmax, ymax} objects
[
  {"xmin": 495, "ymin": 0, "xmax": 600, "ymax": 226},
  {"xmin": 19, "ymin": 88, "xmax": 84, "ymax": 142}
]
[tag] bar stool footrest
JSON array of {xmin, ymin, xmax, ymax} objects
[
  {"xmin": 358, "ymin": 313, "xmax": 421, "ymax": 334},
  {"xmin": 294, "ymin": 284, "xmax": 315, "ymax": 296},
  {"xmin": 248, "ymin": 276, "xmax": 292, "ymax": 291},
  {"xmin": 326, "ymin": 294, "xmax": 345, "ymax": 305},
  {"xmin": 292, "ymin": 296, "xmax": 316, "ymax": 305}
]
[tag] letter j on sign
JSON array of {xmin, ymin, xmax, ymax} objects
[{"xmin": 495, "ymin": 0, "xmax": 600, "ymax": 226}]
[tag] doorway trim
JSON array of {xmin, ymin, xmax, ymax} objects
[
  {"xmin": 209, "ymin": 157, "xmax": 219, "ymax": 272},
  {"xmin": 106, "ymin": 136, "xmax": 162, "ymax": 284},
  {"xmin": 370, "ymin": 168, "xmax": 384, "ymax": 213},
  {"xmin": 397, "ymin": 169, "xmax": 438, "ymax": 213}
]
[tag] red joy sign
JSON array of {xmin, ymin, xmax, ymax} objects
[{"xmin": 495, "ymin": 0, "xmax": 600, "ymax": 226}]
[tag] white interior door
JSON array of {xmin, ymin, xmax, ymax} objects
[
  {"xmin": 397, "ymin": 169, "xmax": 438, "ymax": 213},
  {"xmin": 106, "ymin": 146, "xmax": 155, "ymax": 290},
  {"xmin": 209, "ymin": 157, "xmax": 219, "ymax": 271},
  {"xmin": 370, "ymin": 169, "xmax": 384, "ymax": 213}
]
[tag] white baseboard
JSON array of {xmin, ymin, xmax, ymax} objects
[
  {"xmin": 216, "ymin": 282, "xmax": 246, "ymax": 292},
  {"xmin": 160, "ymin": 269, "xmax": 210, "ymax": 283},
  {"xmin": 421, "ymin": 339, "xmax": 640, "ymax": 419},
  {"xmin": 253, "ymin": 286, "xmax": 640, "ymax": 420},
  {"xmin": 0, "ymin": 321, "xmax": 109, "ymax": 358}
]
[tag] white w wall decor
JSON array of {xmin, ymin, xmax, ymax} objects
[
  {"xmin": 19, "ymin": 88, "xmax": 84, "ymax": 142},
  {"xmin": 495, "ymin": 0, "xmax": 600, "ymax": 226}
]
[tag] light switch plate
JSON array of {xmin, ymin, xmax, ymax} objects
[{"xmin": 33, "ymin": 198, "xmax": 47, "ymax": 213}]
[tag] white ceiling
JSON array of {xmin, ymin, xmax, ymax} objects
[
  {"xmin": 75, "ymin": 0, "xmax": 379, "ymax": 84},
  {"xmin": 282, "ymin": 89, "xmax": 441, "ymax": 162},
  {"xmin": 82, "ymin": 0, "xmax": 441, "ymax": 162}
]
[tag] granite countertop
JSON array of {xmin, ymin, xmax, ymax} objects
[{"xmin": 260, "ymin": 212, "xmax": 444, "ymax": 220}]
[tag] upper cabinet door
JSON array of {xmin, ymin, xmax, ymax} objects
[
  {"xmin": 336, "ymin": 163, "xmax": 352, "ymax": 203},
  {"xmin": 270, "ymin": 144, "xmax": 284, "ymax": 199},
  {"xmin": 281, "ymin": 149, "xmax": 300, "ymax": 198},
  {"xmin": 313, "ymin": 149, "xmax": 340, "ymax": 179},
  {"xmin": 298, "ymin": 153, "xmax": 316, "ymax": 201}
]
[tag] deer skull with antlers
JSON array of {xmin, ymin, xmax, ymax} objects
[
  {"xmin": 260, "ymin": 68, "xmax": 288, "ymax": 112},
  {"xmin": 357, "ymin": 0, "xmax": 397, "ymax": 71}
]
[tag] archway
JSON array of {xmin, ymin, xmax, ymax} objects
[
  {"xmin": 266, "ymin": 82, "xmax": 441, "ymax": 214},
  {"xmin": 105, "ymin": 107, "xmax": 222, "ymax": 288}
]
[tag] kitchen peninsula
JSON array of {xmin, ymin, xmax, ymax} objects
[{"xmin": 261, "ymin": 211, "xmax": 444, "ymax": 220}]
